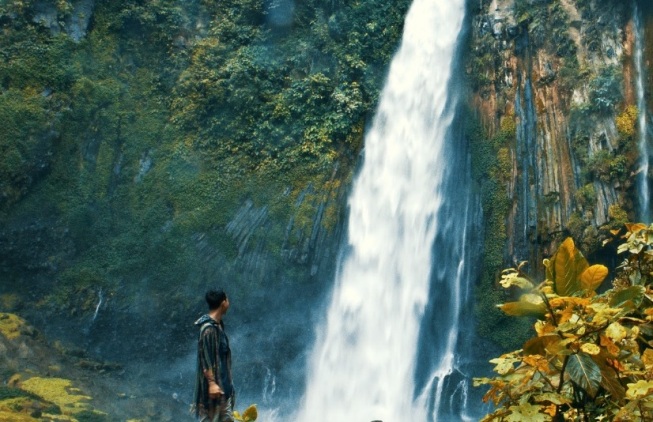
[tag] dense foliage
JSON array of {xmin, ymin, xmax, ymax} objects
[
  {"xmin": 0, "ymin": 0, "xmax": 410, "ymax": 327},
  {"xmin": 476, "ymin": 224, "xmax": 653, "ymax": 421}
]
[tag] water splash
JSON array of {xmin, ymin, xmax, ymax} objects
[
  {"xmin": 297, "ymin": 0, "xmax": 467, "ymax": 420},
  {"xmin": 92, "ymin": 288, "xmax": 104, "ymax": 322},
  {"xmin": 263, "ymin": 367, "xmax": 277, "ymax": 403},
  {"xmin": 635, "ymin": 3, "xmax": 651, "ymax": 223}
]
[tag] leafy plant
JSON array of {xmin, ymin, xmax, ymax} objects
[
  {"xmin": 616, "ymin": 105, "xmax": 638, "ymax": 138},
  {"xmin": 574, "ymin": 184, "xmax": 596, "ymax": 210},
  {"xmin": 234, "ymin": 404, "xmax": 258, "ymax": 422},
  {"xmin": 475, "ymin": 224, "xmax": 653, "ymax": 421},
  {"xmin": 588, "ymin": 66, "xmax": 623, "ymax": 115},
  {"xmin": 587, "ymin": 150, "xmax": 627, "ymax": 183}
]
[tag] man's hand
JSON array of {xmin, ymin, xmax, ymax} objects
[{"xmin": 208, "ymin": 381, "xmax": 224, "ymax": 399}]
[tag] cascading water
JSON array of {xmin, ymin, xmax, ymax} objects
[
  {"xmin": 297, "ymin": 0, "xmax": 479, "ymax": 420},
  {"xmin": 635, "ymin": 3, "xmax": 651, "ymax": 223}
]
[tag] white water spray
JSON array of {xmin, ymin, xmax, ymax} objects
[
  {"xmin": 92, "ymin": 288, "xmax": 104, "ymax": 322},
  {"xmin": 635, "ymin": 4, "xmax": 651, "ymax": 223},
  {"xmin": 298, "ymin": 0, "xmax": 466, "ymax": 420}
]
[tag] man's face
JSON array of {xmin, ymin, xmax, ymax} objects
[{"xmin": 221, "ymin": 297, "xmax": 230, "ymax": 314}]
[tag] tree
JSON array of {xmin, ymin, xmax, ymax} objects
[{"xmin": 475, "ymin": 223, "xmax": 653, "ymax": 421}]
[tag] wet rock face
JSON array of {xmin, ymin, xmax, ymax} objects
[
  {"xmin": 469, "ymin": 0, "xmax": 638, "ymax": 264},
  {"xmin": 0, "ymin": 312, "xmax": 189, "ymax": 420},
  {"xmin": 0, "ymin": 221, "xmax": 73, "ymax": 276}
]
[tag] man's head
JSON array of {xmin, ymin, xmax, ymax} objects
[{"xmin": 205, "ymin": 289, "xmax": 229, "ymax": 311}]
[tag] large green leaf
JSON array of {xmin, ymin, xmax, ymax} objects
[
  {"xmin": 610, "ymin": 286, "xmax": 645, "ymax": 308},
  {"xmin": 567, "ymin": 353, "xmax": 602, "ymax": 397},
  {"xmin": 551, "ymin": 238, "xmax": 587, "ymax": 296}
]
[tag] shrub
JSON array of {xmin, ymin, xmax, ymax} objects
[
  {"xmin": 475, "ymin": 225, "xmax": 653, "ymax": 421},
  {"xmin": 616, "ymin": 105, "xmax": 638, "ymax": 138},
  {"xmin": 574, "ymin": 183, "xmax": 596, "ymax": 209},
  {"xmin": 588, "ymin": 66, "xmax": 623, "ymax": 115}
]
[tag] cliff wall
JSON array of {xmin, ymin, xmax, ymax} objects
[
  {"xmin": 467, "ymin": 0, "xmax": 653, "ymax": 347},
  {"xmin": 468, "ymin": 0, "xmax": 649, "ymax": 265}
]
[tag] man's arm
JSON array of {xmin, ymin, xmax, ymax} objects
[{"xmin": 199, "ymin": 327, "xmax": 224, "ymax": 398}]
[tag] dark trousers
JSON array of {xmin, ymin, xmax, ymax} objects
[{"xmin": 200, "ymin": 395, "xmax": 234, "ymax": 422}]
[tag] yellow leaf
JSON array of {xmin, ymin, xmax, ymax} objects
[
  {"xmin": 506, "ymin": 403, "xmax": 549, "ymax": 422},
  {"xmin": 645, "ymin": 308, "xmax": 653, "ymax": 322},
  {"xmin": 534, "ymin": 392, "xmax": 570, "ymax": 406},
  {"xmin": 551, "ymin": 238, "xmax": 587, "ymax": 296},
  {"xmin": 600, "ymin": 335, "xmax": 620, "ymax": 356},
  {"xmin": 643, "ymin": 348, "xmax": 653, "ymax": 368},
  {"xmin": 631, "ymin": 326, "xmax": 640, "ymax": 340},
  {"xmin": 625, "ymin": 223, "xmax": 648, "ymax": 234},
  {"xmin": 606, "ymin": 322, "xmax": 628, "ymax": 342},
  {"xmin": 626, "ymin": 380, "xmax": 653, "ymax": 400},
  {"xmin": 473, "ymin": 377, "xmax": 494, "ymax": 387},
  {"xmin": 489, "ymin": 356, "xmax": 520, "ymax": 375},
  {"xmin": 534, "ymin": 321, "xmax": 556, "ymax": 336},
  {"xmin": 242, "ymin": 404, "xmax": 258, "ymax": 421},
  {"xmin": 589, "ymin": 303, "xmax": 620, "ymax": 326},
  {"xmin": 580, "ymin": 265, "xmax": 608, "ymax": 293},
  {"xmin": 544, "ymin": 404, "xmax": 557, "ymax": 416},
  {"xmin": 498, "ymin": 298, "xmax": 547, "ymax": 317},
  {"xmin": 549, "ymin": 297, "xmax": 567, "ymax": 308},
  {"xmin": 557, "ymin": 305, "xmax": 575, "ymax": 324},
  {"xmin": 523, "ymin": 354, "xmax": 550, "ymax": 372},
  {"xmin": 500, "ymin": 271, "xmax": 534, "ymax": 289},
  {"xmin": 581, "ymin": 343, "xmax": 601, "ymax": 355}
]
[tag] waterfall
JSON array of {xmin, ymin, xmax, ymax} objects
[
  {"xmin": 297, "ymin": 0, "xmax": 476, "ymax": 420},
  {"xmin": 635, "ymin": 3, "xmax": 651, "ymax": 223}
]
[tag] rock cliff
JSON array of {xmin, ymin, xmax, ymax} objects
[{"xmin": 468, "ymin": 0, "xmax": 649, "ymax": 268}]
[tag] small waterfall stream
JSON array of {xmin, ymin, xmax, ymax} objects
[
  {"xmin": 635, "ymin": 3, "xmax": 651, "ymax": 223},
  {"xmin": 298, "ymin": 0, "xmax": 477, "ymax": 420}
]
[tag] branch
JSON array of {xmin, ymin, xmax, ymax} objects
[
  {"xmin": 557, "ymin": 355, "xmax": 569, "ymax": 395},
  {"xmin": 541, "ymin": 292, "xmax": 559, "ymax": 327}
]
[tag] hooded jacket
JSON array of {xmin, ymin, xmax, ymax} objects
[{"xmin": 193, "ymin": 314, "xmax": 234, "ymax": 417}]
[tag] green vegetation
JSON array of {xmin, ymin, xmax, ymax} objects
[
  {"xmin": 0, "ymin": 386, "xmax": 40, "ymax": 401},
  {"xmin": 576, "ymin": 0, "xmax": 629, "ymax": 56},
  {"xmin": 565, "ymin": 62, "xmax": 636, "ymax": 245},
  {"xmin": 589, "ymin": 66, "xmax": 623, "ymax": 115},
  {"xmin": 0, "ymin": 0, "xmax": 410, "ymax": 316},
  {"xmin": 574, "ymin": 184, "xmax": 596, "ymax": 210},
  {"xmin": 513, "ymin": 0, "xmax": 575, "ymax": 57},
  {"xmin": 468, "ymin": 114, "xmax": 533, "ymax": 350},
  {"xmin": 170, "ymin": 0, "xmax": 408, "ymax": 175},
  {"xmin": 476, "ymin": 224, "xmax": 653, "ymax": 421}
]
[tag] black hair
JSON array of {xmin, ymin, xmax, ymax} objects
[{"xmin": 205, "ymin": 289, "xmax": 227, "ymax": 310}]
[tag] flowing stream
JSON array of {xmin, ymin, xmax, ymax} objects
[
  {"xmin": 635, "ymin": 3, "xmax": 651, "ymax": 223},
  {"xmin": 297, "ymin": 0, "xmax": 477, "ymax": 420}
]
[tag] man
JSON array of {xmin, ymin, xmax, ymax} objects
[{"xmin": 192, "ymin": 289, "xmax": 235, "ymax": 422}]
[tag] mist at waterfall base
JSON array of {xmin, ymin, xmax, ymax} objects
[{"xmin": 38, "ymin": 277, "xmax": 331, "ymax": 420}]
